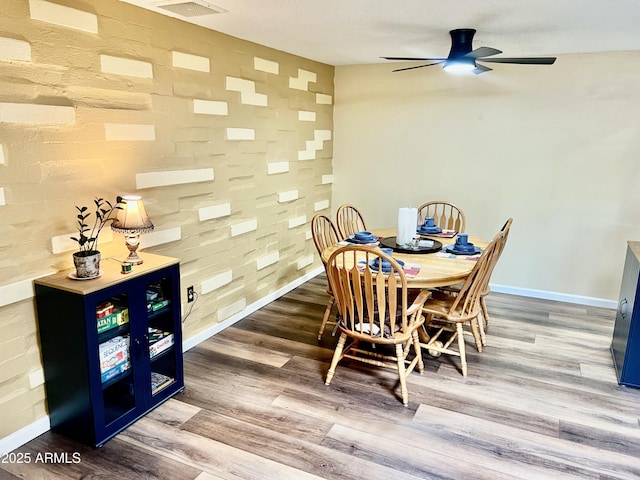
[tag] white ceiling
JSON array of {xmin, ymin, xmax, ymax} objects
[{"xmin": 122, "ymin": 0, "xmax": 640, "ymax": 66}]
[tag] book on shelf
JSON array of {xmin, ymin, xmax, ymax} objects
[
  {"xmin": 146, "ymin": 284, "xmax": 168, "ymax": 312},
  {"xmin": 150, "ymin": 371, "xmax": 173, "ymax": 394},
  {"xmin": 96, "ymin": 301, "xmax": 114, "ymax": 318},
  {"xmin": 101, "ymin": 360, "xmax": 131, "ymax": 383},
  {"xmin": 99, "ymin": 335, "xmax": 129, "ymax": 373},
  {"xmin": 148, "ymin": 328, "xmax": 174, "ymax": 358},
  {"xmin": 146, "ymin": 289, "xmax": 159, "ymax": 302},
  {"xmin": 147, "ymin": 298, "xmax": 170, "ymax": 313},
  {"xmin": 96, "ymin": 308, "xmax": 129, "ymax": 334},
  {"xmin": 148, "ymin": 327, "xmax": 170, "ymax": 342}
]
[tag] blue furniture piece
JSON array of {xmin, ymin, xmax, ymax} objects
[
  {"xmin": 611, "ymin": 241, "xmax": 640, "ymax": 388},
  {"xmin": 34, "ymin": 253, "xmax": 184, "ymax": 447}
]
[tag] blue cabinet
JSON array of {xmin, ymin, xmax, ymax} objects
[
  {"xmin": 611, "ymin": 242, "xmax": 640, "ymax": 388},
  {"xmin": 34, "ymin": 253, "xmax": 184, "ymax": 447}
]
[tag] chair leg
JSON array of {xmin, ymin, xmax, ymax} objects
[
  {"xmin": 395, "ymin": 343, "xmax": 409, "ymax": 406},
  {"xmin": 470, "ymin": 318, "xmax": 483, "ymax": 353},
  {"xmin": 456, "ymin": 323, "xmax": 468, "ymax": 377},
  {"xmin": 412, "ymin": 330, "xmax": 424, "ymax": 373},
  {"xmin": 317, "ymin": 296, "xmax": 335, "ymax": 340},
  {"xmin": 476, "ymin": 315, "xmax": 487, "ymax": 347},
  {"xmin": 325, "ymin": 332, "xmax": 347, "ymax": 385},
  {"xmin": 480, "ymin": 296, "xmax": 490, "ymax": 327}
]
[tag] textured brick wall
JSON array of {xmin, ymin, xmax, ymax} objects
[{"xmin": 0, "ymin": 0, "xmax": 333, "ymax": 439}]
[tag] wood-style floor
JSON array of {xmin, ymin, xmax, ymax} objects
[{"xmin": 3, "ymin": 275, "xmax": 640, "ymax": 479}]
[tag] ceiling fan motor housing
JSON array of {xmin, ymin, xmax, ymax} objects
[{"xmin": 448, "ymin": 29, "xmax": 476, "ymax": 58}]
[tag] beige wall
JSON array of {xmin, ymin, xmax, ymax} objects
[
  {"xmin": 333, "ymin": 53, "xmax": 640, "ymax": 302},
  {"xmin": 0, "ymin": 0, "xmax": 333, "ymax": 441}
]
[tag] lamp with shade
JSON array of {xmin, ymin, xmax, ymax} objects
[{"xmin": 110, "ymin": 195, "xmax": 154, "ymax": 265}]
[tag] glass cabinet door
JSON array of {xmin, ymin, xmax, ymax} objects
[
  {"xmin": 146, "ymin": 277, "xmax": 177, "ymax": 396},
  {"xmin": 95, "ymin": 292, "xmax": 136, "ymax": 425}
]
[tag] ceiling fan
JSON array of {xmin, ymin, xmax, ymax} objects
[{"xmin": 383, "ymin": 28, "xmax": 556, "ymax": 74}]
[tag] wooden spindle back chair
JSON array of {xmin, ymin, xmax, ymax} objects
[
  {"xmin": 335, "ymin": 204, "xmax": 367, "ymax": 240},
  {"xmin": 325, "ymin": 245, "xmax": 430, "ymax": 406},
  {"xmin": 420, "ymin": 230, "xmax": 504, "ymax": 376},
  {"xmin": 311, "ymin": 214, "xmax": 341, "ymax": 340},
  {"xmin": 479, "ymin": 218, "xmax": 513, "ymax": 327},
  {"xmin": 435, "ymin": 218, "xmax": 513, "ymax": 347}
]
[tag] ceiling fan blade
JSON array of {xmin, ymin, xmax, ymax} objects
[
  {"xmin": 479, "ymin": 57, "xmax": 557, "ymax": 65},
  {"xmin": 382, "ymin": 56, "xmax": 447, "ymax": 61},
  {"xmin": 392, "ymin": 62, "xmax": 444, "ymax": 72},
  {"xmin": 473, "ymin": 63, "xmax": 492, "ymax": 74},
  {"xmin": 464, "ymin": 46, "xmax": 502, "ymax": 59}
]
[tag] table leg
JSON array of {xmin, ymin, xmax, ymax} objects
[{"xmin": 418, "ymin": 324, "xmax": 431, "ymax": 343}]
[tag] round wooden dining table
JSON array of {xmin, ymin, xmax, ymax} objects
[{"xmin": 321, "ymin": 227, "xmax": 489, "ymax": 289}]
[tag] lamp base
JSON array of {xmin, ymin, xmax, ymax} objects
[
  {"xmin": 124, "ymin": 250, "xmax": 144, "ymax": 265},
  {"xmin": 123, "ymin": 234, "xmax": 144, "ymax": 265}
]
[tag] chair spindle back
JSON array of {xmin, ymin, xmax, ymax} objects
[
  {"xmin": 417, "ymin": 201, "xmax": 466, "ymax": 232},
  {"xmin": 336, "ymin": 204, "xmax": 367, "ymax": 240}
]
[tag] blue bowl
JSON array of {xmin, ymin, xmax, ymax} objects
[{"xmin": 354, "ymin": 231, "xmax": 373, "ymax": 240}]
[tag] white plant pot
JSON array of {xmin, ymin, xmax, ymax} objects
[{"xmin": 73, "ymin": 251, "xmax": 101, "ymax": 279}]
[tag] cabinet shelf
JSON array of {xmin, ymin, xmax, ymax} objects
[
  {"xmin": 148, "ymin": 306, "xmax": 171, "ymax": 320},
  {"xmin": 98, "ymin": 323, "xmax": 130, "ymax": 344},
  {"xmin": 34, "ymin": 253, "xmax": 184, "ymax": 447},
  {"xmin": 101, "ymin": 368, "xmax": 132, "ymax": 390},
  {"xmin": 151, "ymin": 371, "xmax": 174, "ymax": 395},
  {"xmin": 152, "ymin": 379, "xmax": 175, "ymax": 396}
]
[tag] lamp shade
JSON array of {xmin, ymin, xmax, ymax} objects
[{"xmin": 111, "ymin": 196, "xmax": 154, "ymax": 234}]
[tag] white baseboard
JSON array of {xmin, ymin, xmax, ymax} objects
[
  {"xmin": 182, "ymin": 266, "xmax": 324, "ymax": 352},
  {"xmin": 0, "ymin": 416, "xmax": 50, "ymax": 456},
  {"xmin": 183, "ymin": 278, "xmax": 617, "ymax": 354},
  {"xmin": 490, "ymin": 283, "xmax": 617, "ymax": 310}
]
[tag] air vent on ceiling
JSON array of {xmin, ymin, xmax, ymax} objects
[{"xmin": 153, "ymin": 0, "xmax": 227, "ymax": 17}]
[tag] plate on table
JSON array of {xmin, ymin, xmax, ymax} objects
[
  {"xmin": 443, "ymin": 245, "xmax": 482, "ymax": 255},
  {"xmin": 369, "ymin": 258, "xmax": 404, "ymax": 273},
  {"xmin": 417, "ymin": 226, "xmax": 442, "ymax": 235},
  {"xmin": 348, "ymin": 235, "xmax": 378, "ymax": 244},
  {"xmin": 420, "ymin": 229, "xmax": 458, "ymax": 238},
  {"xmin": 68, "ymin": 270, "xmax": 103, "ymax": 280}
]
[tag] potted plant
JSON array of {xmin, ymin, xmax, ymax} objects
[{"xmin": 70, "ymin": 196, "xmax": 123, "ymax": 278}]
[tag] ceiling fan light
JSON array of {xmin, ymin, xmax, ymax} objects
[{"xmin": 443, "ymin": 60, "xmax": 475, "ymax": 74}]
